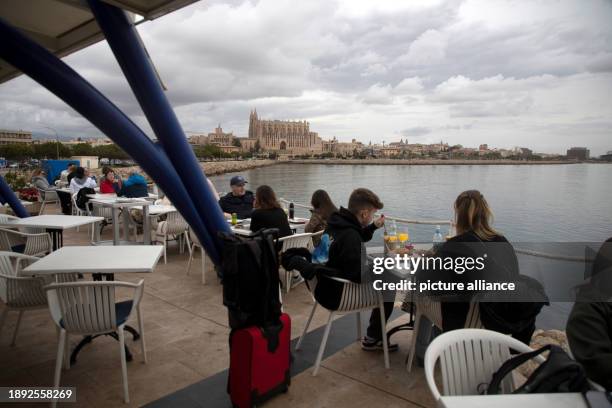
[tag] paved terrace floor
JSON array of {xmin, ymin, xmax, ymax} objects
[{"xmin": 0, "ymin": 206, "xmax": 436, "ymax": 408}]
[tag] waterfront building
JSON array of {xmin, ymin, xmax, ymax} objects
[
  {"xmin": 247, "ymin": 109, "xmax": 323, "ymax": 154},
  {"xmin": 567, "ymin": 147, "xmax": 590, "ymax": 160},
  {"xmin": 0, "ymin": 129, "xmax": 32, "ymax": 144},
  {"xmin": 322, "ymin": 137, "xmax": 364, "ymax": 156}
]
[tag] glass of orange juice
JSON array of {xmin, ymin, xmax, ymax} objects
[{"xmin": 398, "ymin": 227, "xmax": 409, "ymax": 247}]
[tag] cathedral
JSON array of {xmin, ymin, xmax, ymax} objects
[{"xmin": 247, "ymin": 109, "xmax": 322, "ymax": 154}]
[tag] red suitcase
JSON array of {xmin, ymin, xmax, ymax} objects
[{"xmin": 228, "ymin": 313, "xmax": 291, "ymax": 408}]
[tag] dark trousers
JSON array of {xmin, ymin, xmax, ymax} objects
[
  {"xmin": 366, "ymin": 302, "xmax": 394, "ymax": 340},
  {"xmin": 56, "ymin": 190, "xmax": 72, "ymax": 215}
]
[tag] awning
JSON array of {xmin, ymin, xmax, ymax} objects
[{"xmin": 0, "ymin": 0, "xmax": 198, "ymax": 84}]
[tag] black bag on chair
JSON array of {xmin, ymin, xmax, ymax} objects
[
  {"xmin": 486, "ymin": 344, "xmax": 592, "ymax": 394},
  {"xmin": 76, "ymin": 187, "xmax": 95, "ymax": 211},
  {"xmin": 218, "ymin": 228, "xmax": 282, "ymax": 330}
]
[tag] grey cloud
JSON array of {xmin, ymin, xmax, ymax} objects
[{"xmin": 401, "ymin": 126, "xmax": 431, "ymax": 137}]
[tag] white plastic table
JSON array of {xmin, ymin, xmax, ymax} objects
[
  {"xmin": 24, "ymin": 245, "xmax": 163, "ymax": 364},
  {"xmin": 439, "ymin": 393, "xmax": 587, "ymax": 408},
  {"xmin": 0, "ymin": 214, "xmax": 104, "ymax": 249},
  {"xmin": 89, "ymin": 198, "xmax": 152, "ymax": 245},
  {"xmin": 23, "ymin": 245, "xmax": 163, "ymax": 275}
]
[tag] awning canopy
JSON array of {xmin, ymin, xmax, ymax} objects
[{"xmin": 0, "ymin": 0, "xmax": 197, "ymax": 84}]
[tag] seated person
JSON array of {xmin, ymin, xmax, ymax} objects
[
  {"xmin": 119, "ymin": 171, "xmax": 148, "ymax": 198},
  {"xmin": 69, "ymin": 167, "xmax": 97, "ymax": 196},
  {"xmin": 567, "ymin": 237, "xmax": 612, "ymax": 390},
  {"xmin": 420, "ymin": 190, "xmax": 537, "ymax": 344},
  {"xmin": 65, "ymin": 164, "xmax": 77, "ymax": 184},
  {"xmin": 99, "ymin": 166, "xmax": 122, "ymax": 194},
  {"xmin": 218, "ymin": 175, "xmax": 254, "ymax": 219},
  {"xmin": 315, "ymin": 188, "xmax": 392, "ymax": 351},
  {"xmin": 249, "ymin": 185, "xmax": 292, "ymax": 238},
  {"xmin": 305, "ymin": 189, "xmax": 337, "ymax": 246},
  {"xmin": 31, "ymin": 168, "xmax": 57, "ymax": 191}
]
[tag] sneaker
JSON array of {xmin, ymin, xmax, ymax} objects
[{"xmin": 361, "ymin": 336, "xmax": 399, "ymax": 352}]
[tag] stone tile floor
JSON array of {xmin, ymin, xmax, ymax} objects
[{"xmin": 0, "ymin": 206, "xmax": 434, "ymax": 408}]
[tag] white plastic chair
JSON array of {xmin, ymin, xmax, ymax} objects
[
  {"xmin": 424, "ymin": 328, "xmax": 543, "ymax": 400},
  {"xmin": 44, "ymin": 279, "xmax": 146, "ymax": 405},
  {"xmin": 406, "ymin": 297, "xmax": 483, "ymax": 372},
  {"xmin": 36, "ymin": 187, "xmax": 59, "ymax": 215},
  {"xmin": 278, "ymin": 232, "xmax": 313, "ymax": 293},
  {"xmin": 296, "ymin": 275, "xmax": 390, "ymax": 376},
  {"xmin": 0, "ymin": 227, "xmax": 52, "ymax": 257},
  {"xmin": 0, "ymin": 251, "xmax": 47, "ymax": 346},
  {"xmin": 186, "ymin": 229, "xmax": 208, "ymax": 284},
  {"xmin": 153, "ymin": 211, "xmax": 190, "ymax": 264}
]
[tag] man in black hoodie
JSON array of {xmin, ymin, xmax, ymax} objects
[
  {"xmin": 218, "ymin": 175, "xmax": 254, "ymax": 219},
  {"xmin": 314, "ymin": 188, "xmax": 397, "ymax": 351}
]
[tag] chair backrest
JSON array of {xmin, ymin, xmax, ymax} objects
[
  {"xmin": 164, "ymin": 211, "xmax": 189, "ymax": 235},
  {"xmin": 44, "ymin": 280, "xmax": 144, "ymax": 335},
  {"xmin": 279, "ymin": 232, "xmax": 313, "ymax": 252},
  {"xmin": 424, "ymin": 328, "xmax": 538, "ymax": 400},
  {"xmin": 0, "ymin": 251, "xmax": 46, "ymax": 308},
  {"xmin": 0, "ymin": 228, "xmax": 14, "ymax": 252},
  {"xmin": 91, "ymin": 202, "xmax": 113, "ymax": 220}
]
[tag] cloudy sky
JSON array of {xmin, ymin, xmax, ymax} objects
[{"xmin": 1, "ymin": 0, "xmax": 612, "ymax": 155}]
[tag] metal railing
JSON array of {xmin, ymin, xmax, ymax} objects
[{"xmin": 278, "ymin": 197, "xmax": 594, "ymax": 263}]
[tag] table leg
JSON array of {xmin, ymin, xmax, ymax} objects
[
  {"xmin": 112, "ymin": 207, "xmax": 120, "ymax": 245},
  {"xmin": 122, "ymin": 207, "xmax": 131, "ymax": 242},
  {"xmin": 92, "ymin": 221, "xmax": 101, "ymax": 244},
  {"xmin": 71, "ymin": 333, "xmax": 133, "ymax": 365},
  {"xmin": 143, "ymin": 206, "xmax": 151, "ymax": 245}
]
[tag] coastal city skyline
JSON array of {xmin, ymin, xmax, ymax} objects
[{"xmin": 1, "ymin": 0, "xmax": 612, "ymax": 156}]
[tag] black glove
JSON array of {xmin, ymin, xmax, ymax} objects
[{"xmin": 281, "ymin": 248, "xmax": 316, "ymax": 280}]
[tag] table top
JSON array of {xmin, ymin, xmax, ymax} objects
[
  {"xmin": 439, "ymin": 393, "xmax": 587, "ymax": 408},
  {"xmin": 89, "ymin": 197, "xmax": 152, "ymax": 208},
  {"xmin": 87, "ymin": 193, "xmax": 117, "ymax": 199},
  {"xmin": 146, "ymin": 205, "xmax": 176, "ymax": 215},
  {"xmin": 23, "ymin": 245, "xmax": 164, "ymax": 275},
  {"xmin": 0, "ymin": 214, "xmax": 104, "ymax": 229}
]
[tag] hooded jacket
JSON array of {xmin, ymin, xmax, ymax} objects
[
  {"xmin": 314, "ymin": 207, "xmax": 378, "ymax": 310},
  {"xmin": 120, "ymin": 174, "xmax": 148, "ymax": 198},
  {"xmin": 218, "ymin": 191, "xmax": 254, "ymax": 219},
  {"xmin": 32, "ymin": 175, "xmax": 54, "ymax": 190}
]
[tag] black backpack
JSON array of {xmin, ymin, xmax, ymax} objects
[
  {"xmin": 486, "ymin": 344, "xmax": 592, "ymax": 394},
  {"xmin": 218, "ymin": 228, "xmax": 282, "ymax": 330},
  {"xmin": 76, "ymin": 187, "xmax": 95, "ymax": 211}
]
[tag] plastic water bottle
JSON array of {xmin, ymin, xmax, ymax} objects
[{"xmin": 433, "ymin": 225, "xmax": 444, "ymax": 250}]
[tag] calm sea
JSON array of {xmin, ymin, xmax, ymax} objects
[{"xmin": 210, "ymin": 163, "xmax": 612, "ymax": 243}]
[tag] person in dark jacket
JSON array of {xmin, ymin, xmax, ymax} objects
[
  {"xmin": 119, "ymin": 172, "xmax": 148, "ymax": 198},
  {"xmin": 249, "ymin": 185, "xmax": 292, "ymax": 238},
  {"xmin": 314, "ymin": 188, "xmax": 394, "ymax": 351},
  {"xmin": 218, "ymin": 175, "xmax": 254, "ymax": 219},
  {"xmin": 305, "ymin": 189, "xmax": 337, "ymax": 246},
  {"xmin": 418, "ymin": 190, "xmax": 536, "ymax": 343},
  {"xmin": 566, "ymin": 237, "xmax": 612, "ymax": 390}
]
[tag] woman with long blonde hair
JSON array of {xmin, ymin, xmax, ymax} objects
[{"xmin": 453, "ymin": 189, "xmax": 499, "ymax": 240}]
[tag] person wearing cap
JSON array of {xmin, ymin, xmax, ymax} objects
[{"xmin": 218, "ymin": 175, "xmax": 254, "ymax": 219}]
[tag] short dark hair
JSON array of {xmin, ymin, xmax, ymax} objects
[
  {"xmin": 75, "ymin": 167, "xmax": 85, "ymax": 179},
  {"xmin": 348, "ymin": 188, "xmax": 383, "ymax": 213}
]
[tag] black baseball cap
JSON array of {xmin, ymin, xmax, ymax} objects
[{"xmin": 230, "ymin": 175, "xmax": 248, "ymax": 186}]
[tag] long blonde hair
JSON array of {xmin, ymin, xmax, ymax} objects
[{"xmin": 454, "ymin": 190, "xmax": 499, "ymax": 240}]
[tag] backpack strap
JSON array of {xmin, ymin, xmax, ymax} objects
[{"xmin": 486, "ymin": 344, "xmax": 552, "ymax": 395}]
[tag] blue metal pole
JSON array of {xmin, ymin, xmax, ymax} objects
[
  {"xmin": 0, "ymin": 16, "xmax": 222, "ymax": 264},
  {"xmin": 87, "ymin": 0, "xmax": 231, "ymax": 253},
  {"xmin": 0, "ymin": 176, "xmax": 29, "ymax": 218}
]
